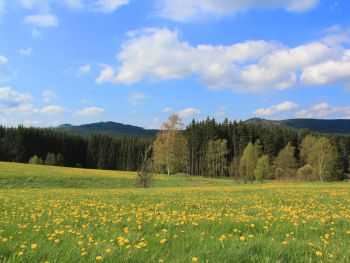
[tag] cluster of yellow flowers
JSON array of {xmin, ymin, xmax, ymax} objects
[{"xmin": 0, "ymin": 183, "xmax": 350, "ymax": 262}]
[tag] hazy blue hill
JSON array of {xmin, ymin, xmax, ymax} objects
[
  {"xmin": 246, "ymin": 118, "xmax": 350, "ymax": 134},
  {"xmin": 57, "ymin": 121, "xmax": 158, "ymax": 137},
  {"xmin": 57, "ymin": 118, "xmax": 350, "ymax": 138}
]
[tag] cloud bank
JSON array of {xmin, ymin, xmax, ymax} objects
[
  {"xmin": 97, "ymin": 27, "xmax": 350, "ymax": 93},
  {"xmin": 157, "ymin": 0, "xmax": 319, "ymax": 22}
]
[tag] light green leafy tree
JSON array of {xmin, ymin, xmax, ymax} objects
[
  {"xmin": 274, "ymin": 143, "xmax": 297, "ymax": 179},
  {"xmin": 254, "ymin": 155, "xmax": 270, "ymax": 183}
]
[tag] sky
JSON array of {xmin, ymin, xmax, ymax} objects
[{"xmin": 0, "ymin": 0, "xmax": 350, "ymax": 128}]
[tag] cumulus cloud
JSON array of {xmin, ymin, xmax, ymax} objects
[
  {"xmin": 19, "ymin": 48, "xmax": 33, "ymax": 56},
  {"xmin": 76, "ymin": 106, "xmax": 105, "ymax": 117},
  {"xmin": 97, "ymin": 28, "xmax": 280, "ymax": 92},
  {"xmin": 24, "ymin": 14, "xmax": 59, "ymax": 27},
  {"xmin": 97, "ymin": 27, "xmax": 350, "ymax": 92},
  {"xmin": 42, "ymin": 89, "xmax": 57, "ymax": 103},
  {"xmin": 301, "ymin": 59, "xmax": 350, "ymax": 86},
  {"xmin": 162, "ymin": 107, "xmax": 173, "ymax": 113},
  {"xmin": 40, "ymin": 105, "xmax": 65, "ymax": 114},
  {"xmin": 254, "ymin": 101, "xmax": 299, "ymax": 117},
  {"xmin": 157, "ymin": 0, "xmax": 318, "ymax": 21},
  {"xmin": 93, "ymin": 0, "xmax": 129, "ymax": 13},
  {"xmin": 96, "ymin": 65, "xmax": 115, "ymax": 84},
  {"xmin": 20, "ymin": 0, "xmax": 50, "ymax": 11},
  {"xmin": 0, "ymin": 86, "xmax": 35, "ymax": 114},
  {"xmin": 0, "ymin": 86, "xmax": 32, "ymax": 107},
  {"xmin": 0, "ymin": 55, "xmax": 8, "ymax": 65},
  {"xmin": 0, "ymin": 0, "xmax": 5, "ymax": 16},
  {"xmin": 78, "ymin": 64, "xmax": 91, "ymax": 76},
  {"xmin": 63, "ymin": 0, "xmax": 84, "ymax": 9},
  {"xmin": 177, "ymin": 107, "xmax": 200, "ymax": 119},
  {"xmin": 296, "ymin": 103, "xmax": 350, "ymax": 119},
  {"xmin": 62, "ymin": 0, "xmax": 130, "ymax": 12}
]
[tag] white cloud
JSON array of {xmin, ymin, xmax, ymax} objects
[
  {"xmin": 254, "ymin": 101, "xmax": 299, "ymax": 117},
  {"xmin": 322, "ymin": 26, "xmax": 350, "ymax": 46},
  {"xmin": 0, "ymin": 55, "xmax": 8, "ymax": 65},
  {"xmin": 93, "ymin": 0, "xmax": 129, "ymax": 13},
  {"xmin": 296, "ymin": 102, "xmax": 350, "ymax": 119},
  {"xmin": 61, "ymin": 0, "xmax": 129, "ymax": 12},
  {"xmin": 76, "ymin": 106, "xmax": 105, "ymax": 117},
  {"xmin": 0, "ymin": 86, "xmax": 34, "ymax": 114},
  {"xmin": 0, "ymin": 86, "xmax": 32, "ymax": 106},
  {"xmin": 40, "ymin": 105, "xmax": 65, "ymax": 114},
  {"xmin": 0, "ymin": 0, "xmax": 5, "ymax": 16},
  {"xmin": 97, "ymin": 28, "xmax": 280, "ymax": 91},
  {"xmin": 162, "ymin": 107, "xmax": 173, "ymax": 113},
  {"xmin": 24, "ymin": 14, "xmax": 58, "ymax": 27},
  {"xmin": 63, "ymin": 0, "xmax": 84, "ymax": 9},
  {"xmin": 20, "ymin": 0, "xmax": 50, "ymax": 11},
  {"xmin": 42, "ymin": 89, "xmax": 57, "ymax": 103},
  {"xmin": 178, "ymin": 107, "xmax": 200, "ymax": 119},
  {"xmin": 78, "ymin": 64, "xmax": 91, "ymax": 76},
  {"xmin": 0, "ymin": 86, "xmax": 67, "ymax": 126},
  {"xmin": 96, "ymin": 65, "xmax": 115, "ymax": 84},
  {"xmin": 128, "ymin": 92, "xmax": 148, "ymax": 106},
  {"xmin": 157, "ymin": 0, "xmax": 318, "ymax": 21},
  {"xmin": 97, "ymin": 27, "xmax": 349, "ymax": 92},
  {"xmin": 301, "ymin": 57, "xmax": 350, "ymax": 86},
  {"xmin": 19, "ymin": 48, "xmax": 33, "ymax": 56}
]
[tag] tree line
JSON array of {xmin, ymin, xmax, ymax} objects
[
  {"xmin": 1, "ymin": 117, "xmax": 350, "ymax": 182},
  {"xmin": 0, "ymin": 126, "xmax": 150, "ymax": 171},
  {"xmin": 152, "ymin": 116, "xmax": 350, "ymax": 181}
]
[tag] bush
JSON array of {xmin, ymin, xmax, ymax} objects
[
  {"xmin": 136, "ymin": 146, "xmax": 153, "ymax": 188},
  {"xmin": 254, "ymin": 155, "xmax": 270, "ymax": 183},
  {"xmin": 29, "ymin": 155, "xmax": 43, "ymax": 165},
  {"xmin": 45, "ymin": 153, "xmax": 57, "ymax": 166},
  {"xmin": 56, "ymin": 153, "xmax": 64, "ymax": 166},
  {"xmin": 296, "ymin": 164, "xmax": 316, "ymax": 181}
]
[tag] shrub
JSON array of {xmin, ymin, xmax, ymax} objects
[
  {"xmin": 136, "ymin": 146, "xmax": 153, "ymax": 188},
  {"xmin": 29, "ymin": 155, "xmax": 43, "ymax": 165},
  {"xmin": 254, "ymin": 155, "xmax": 270, "ymax": 183},
  {"xmin": 45, "ymin": 153, "xmax": 57, "ymax": 166},
  {"xmin": 296, "ymin": 164, "xmax": 315, "ymax": 181},
  {"xmin": 56, "ymin": 153, "xmax": 64, "ymax": 166}
]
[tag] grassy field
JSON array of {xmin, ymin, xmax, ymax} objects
[{"xmin": 1, "ymin": 162, "xmax": 350, "ymax": 262}]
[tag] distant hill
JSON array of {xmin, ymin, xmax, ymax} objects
[
  {"xmin": 57, "ymin": 118, "xmax": 350, "ymax": 138},
  {"xmin": 57, "ymin": 122, "xmax": 158, "ymax": 138},
  {"xmin": 246, "ymin": 118, "xmax": 350, "ymax": 134}
]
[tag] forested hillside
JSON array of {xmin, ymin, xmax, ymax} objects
[
  {"xmin": 1, "ymin": 118, "xmax": 350, "ymax": 180},
  {"xmin": 246, "ymin": 118, "xmax": 350, "ymax": 134},
  {"xmin": 57, "ymin": 122, "xmax": 158, "ymax": 137},
  {"xmin": 0, "ymin": 126, "xmax": 150, "ymax": 171}
]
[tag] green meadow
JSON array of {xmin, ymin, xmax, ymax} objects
[{"xmin": 1, "ymin": 162, "xmax": 350, "ymax": 263}]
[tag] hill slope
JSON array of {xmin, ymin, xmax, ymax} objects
[
  {"xmin": 0, "ymin": 162, "xmax": 233, "ymax": 189},
  {"xmin": 58, "ymin": 121, "xmax": 158, "ymax": 137},
  {"xmin": 246, "ymin": 118, "xmax": 350, "ymax": 134}
]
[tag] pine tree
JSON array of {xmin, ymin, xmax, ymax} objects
[{"xmin": 206, "ymin": 139, "xmax": 228, "ymax": 177}]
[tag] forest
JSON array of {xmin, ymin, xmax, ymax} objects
[{"xmin": 1, "ymin": 116, "xmax": 350, "ymax": 181}]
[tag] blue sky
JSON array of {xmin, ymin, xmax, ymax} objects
[{"xmin": 0, "ymin": 0, "xmax": 350, "ymax": 128}]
